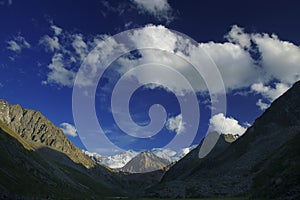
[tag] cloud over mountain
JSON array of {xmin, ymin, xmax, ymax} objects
[
  {"xmin": 60, "ymin": 122, "xmax": 78, "ymax": 137},
  {"xmin": 209, "ymin": 113, "xmax": 246, "ymax": 136}
]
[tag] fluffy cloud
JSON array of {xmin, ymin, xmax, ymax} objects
[
  {"xmin": 117, "ymin": 24, "xmax": 299, "ymax": 105},
  {"xmin": 42, "ymin": 24, "xmax": 300, "ymax": 104},
  {"xmin": 39, "ymin": 35, "xmax": 61, "ymax": 52},
  {"xmin": 209, "ymin": 113, "xmax": 246, "ymax": 136},
  {"xmin": 256, "ymin": 99, "xmax": 269, "ymax": 110},
  {"xmin": 72, "ymin": 34, "xmax": 88, "ymax": 61},
  {"xmin": 60, "ymin": 122, "xmax": 78, "ymax": 137},
  {"xmin": 252, "ymin": 33, "xmax": 300, "ymax": 85},
  {"xmin": 251, "ymin": 82, "xmax": 290, "ymax": 101},
  {"xmin": 7, "ymin": 35, "xmax": 31, "ymax": 52},
  {"xmin": 166, "ymin": 114, "xmax": 185, "ymax": 135},
  {"xmin": 42, "ymin": 53, "xmax": 76, "ymax": 87},
  {"xmin": 225, "ymin": 25, "xmax": 251, "ymax": 49},
  {"xmin": 40, "ymin": 24, "xmax": 104, "ymax": 87},
  {"xmin": 199, "ymin": 41, "xmax": 260, "ymax": 91},
  {"xmin": 131, "ymin": 0, "xmax": 174, "ymax": 22},
  {"xmin": 251, "ymin": 82, "xmax": 290, "ymax": 110}
]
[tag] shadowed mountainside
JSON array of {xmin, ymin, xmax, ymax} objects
[
  {"xmin": 0, "ymin": 120, "xmax": 118, "ymax": 199},
  {"xmin": 146, "ymin": 81, "xmax": 300, "ymax": 199}
]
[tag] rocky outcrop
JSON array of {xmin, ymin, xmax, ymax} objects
[
  {"xmin": 121, "ymin": 151, "xmax": 170, "ymax": 173},
  {"xmin": 0, "ymin": 100, "xmax": 94, "ymax": 168}
]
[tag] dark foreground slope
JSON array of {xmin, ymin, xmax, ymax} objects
[
  {"xmin": 147, "ymin": 81, "xmax": 300, "ymax": 199},
  {"xmin": 0, "ymin": 120, "xmax": 123, "ymax": 199}
]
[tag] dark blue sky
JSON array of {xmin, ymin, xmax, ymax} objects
[{"xmin": 0, "ymin": 0, "xmax": 299, "ymax": 154}]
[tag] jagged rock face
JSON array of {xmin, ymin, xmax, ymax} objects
[
  {"xmin": 0, "ymin": 100, "xmax": 94, "ymax": 168},
  {"xmin": 121, "ymin": 151, "xmax": 170, "ymax": 173}
]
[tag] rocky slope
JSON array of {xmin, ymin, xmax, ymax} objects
[
  {"xmin": 146, "ymin": 81, "xmax": 300, "ymax": 199},
  {"xmin": 0, "ymin": 100, "xmax": 93, "ymax": 168},
  {"xmin": 121, "ymin": 151, "xmax": 170, "ymax": 173}
]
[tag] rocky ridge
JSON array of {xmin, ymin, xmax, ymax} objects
[{"xmin": 0, "ymin": 100, "xmax": 94, "ymax": 168}]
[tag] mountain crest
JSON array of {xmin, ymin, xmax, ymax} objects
[
  {"xmin": 0, "ymin": 100, "xmax": 94, "ymax": 168},
  {"xmin": 121, "ymin": 150, "xmax": 170, "ymax": 173}
]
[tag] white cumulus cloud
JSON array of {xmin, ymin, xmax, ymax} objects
[
  {"xmin": 225, "ymin": 25, "xmax": 251, "ymax": 49},
  {"xmin": 166, "ymin": 114, "xmax": 185, "ymax": 135},
  {"xmin": 252, "ymin": 33, "xmax": 300, "ymax": 85},
  {"xmin": 41, "ymin": 23, "xmax": 300, "ymax": 104},
  {"xmin": 60, "ymin": 122, "xmax": 78, "ymax": 137},
  {"xmin": 251, "ymin": 82, "xmax": 290, "ymax": 110},
  {"xmin": 251, "ymin": 82, "xmax": 290, "ymax": 101},
  {"xmin": 42, "ymin": 53, "xmax": 76, "ymax": 87},
  {"xmin": 209, "ymin": 113, "xmax": 246, "ymax": 136}
]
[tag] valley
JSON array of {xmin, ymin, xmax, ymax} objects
[{"xmin": 0, "ymin": 81, "xmax": 299, "ymax": 199}]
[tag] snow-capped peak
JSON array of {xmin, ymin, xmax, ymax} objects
[{"xmin": 83, "ymin": 146, "xmax": 197, "ymax": 169}]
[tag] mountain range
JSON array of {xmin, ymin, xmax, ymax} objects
[
  {"xmin": 0, "ymin": 80, "xmax": 299, "ymax": 199},
  {"xmin": 83, "ymin": 145, "xmax": 196, "ymax": 169}
]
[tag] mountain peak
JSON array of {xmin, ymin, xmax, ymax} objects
[{"xmin": 121, "ymin": 151, "xmax": 170, "ymax": 173}]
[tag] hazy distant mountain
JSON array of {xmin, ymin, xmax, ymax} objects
[
  {"xmin": 84, "ymin": 146, "xmax": 196, "ymax": 169},
  {"xmin": 146, "ymin": 80, "xmax": 300, "ymax": 199},
  {"xmin": 121, "ymin": 151, "xmax": 171, "ymax": 173},
  {"xmin": 84, "ymin": 150, "xmax": 139, "ymax": 169}
]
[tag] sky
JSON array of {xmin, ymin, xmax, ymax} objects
[{"xmin": 0, "ymin": 0, "xmax": 299, "ymax": 156}]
